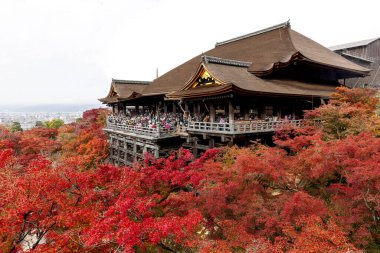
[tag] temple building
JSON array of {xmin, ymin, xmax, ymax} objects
[
  {"xmin": 330, "ymin": 37, "xmax": 380, "ymax": 88},
  {"xmin": 99, "ymin": 21, "xmax": 370, "ymax": 166}
]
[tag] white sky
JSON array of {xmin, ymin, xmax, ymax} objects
[{"xmin": 0, "ymin": 0, "xmax": 379, "ymax": 106}]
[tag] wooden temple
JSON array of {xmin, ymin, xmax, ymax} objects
[{"xmin": 99, "ymin": 21, "xmax": 370, "ymax": 166}]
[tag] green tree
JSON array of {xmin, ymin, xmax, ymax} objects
[
  {"xmin": 10, "ymin": 122, "xmax": 22, "ymax": 132},
  {"xmin": 35, "ymin": 121, "xmax": 44, "ymax": 127},
  {"xmin": 44, "ymin": 119, "xmax": 64, "ymax": 129}
]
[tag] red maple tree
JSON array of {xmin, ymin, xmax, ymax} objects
[{"xmin": 0, "ymin": 89, "xmax": 379, "ymax": 252}]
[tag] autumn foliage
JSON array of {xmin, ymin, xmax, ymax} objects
[{"xmin": 0, "ymin": 88, "xmax": 379, "ymax": 252}]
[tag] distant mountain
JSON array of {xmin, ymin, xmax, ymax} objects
[{"xmin": 0, "ymin": 104, "xmax": 106, "ymax": 113}]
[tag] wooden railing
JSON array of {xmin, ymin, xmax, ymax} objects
[
  {"xmin": 106, "ymin": 116, "xmax": 305, "ymax": 136},
  {"xmin": 106, "ymin": 116, "xmax": 177, "ymax": 138},
  {"xmin": 187, "ymin": 120, "xmax": 303, "ymax": 134},
  {"xmin": 187, "ymin": 122, "xmax": 231, "ymax": 133}
]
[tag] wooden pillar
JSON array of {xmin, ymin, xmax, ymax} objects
[
  {"xmin": 193, "ymin": 139, "xmax": 198, "ymax": 157},
  {"xmin": 185, "ymin": 102, "xmax": 189, "ymax": 112},
  {"xmin": 133, "ymin": 139, "xmax": 137, "ymax": 162},
  {"xmin": 173, "ymin": 102, "xmax": 177, "ymax": 113},
  {"xmin": 228, "ymin": 101, "xmax": 234, "ymax": 125},
  {"xmin": 244, "ymin": 106, "xmax": 249, "ymax": 120},
  {"xmin": 208, "ymin": 138, "xmax": 215, "ymax": 148},
  {"xmin": 112, "ymin": 104, "xmax": 116, "ymax": 114},
  {"xmin": 123, "ymin": 138, "xmax": 127, "ymax": 164},
  {"xmin": 228, "ymin": 138, "xmax": 234, "ymax": 147},
  {"xmin": 109, "ymin": 137, "xmax": 114, "ymax": 159},
  {"xmin": 156, "ymin": 102, "xmax": 161, "ymax": 134},
  {"xmin": 154, "ymin": 146, "xmax": 159, "ymax": 158},
  {"xmin": 197, "ymin": 104, "xmax": 201, "ymax": 115},
  {"xmin": 210, "ymin": 103, "xmax": 215, "ymax": 123},
  {"xmin": 122, "ymin": 104, "xmax": 126, "ymax": 116}
]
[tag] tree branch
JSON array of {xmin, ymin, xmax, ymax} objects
[
  {"xmin": 158, "ymin": 241, "xmax": 177, "ymax": 252},
  {"xmin": 157, "ymin": 186, "xmax": 193, "ymax": 204},
  {"xmin": 31, "ymin": 222, "xmax": 56, "ymax": 250}
]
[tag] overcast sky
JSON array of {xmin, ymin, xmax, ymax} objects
[{"xmin": 0, "ymin": 0, "xmax": 379, "ymax": 106}]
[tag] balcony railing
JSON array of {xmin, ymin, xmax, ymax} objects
[
  {"xmin": 106, "ymin": 116, "xmax": 178, "ymax": 138},
  {"xmin": 187, "ymin": 120, "xmax": 304, "ymax": 134},
  {"xmin": 106, "ymin": 116, "xmax": 305, "ymax": 137}
]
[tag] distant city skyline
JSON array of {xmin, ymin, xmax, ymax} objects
[
  {"xmin": 0, "ymin": 103, "xmax": 105, "ymax": 113},
  {"xmin": 1, "ymin": 0, "xmax": 379, "ymax": 105},
  {"xmin": 0, "ymin": 111, "xmax": 85, "ymax": 130}
]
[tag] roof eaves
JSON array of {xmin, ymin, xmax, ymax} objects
[
  {"xmin": 215, "ymin": 20, "xmax": 290, "ymax": 47},
  {"xmin": 302, "ymin": 57, "xmax": 371, "ymax": 76}
]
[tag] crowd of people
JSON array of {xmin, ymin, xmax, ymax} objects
[
  {"xmin": 108, "ymin": 110, "xmax": 185, "ymax": 131},
  {"xmin": 108, "ymin": 110, "xmax": 233, "ymax": 131},
  {"xmin": 108, "ymin": 109, "xmax": 297, "ymax": 132}
]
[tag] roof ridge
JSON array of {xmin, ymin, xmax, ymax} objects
[
  {"xmin": 215, "ymin": 20, "xmax": 290, "ymax": 47},
  {"xmin": 329, "ymin": 37, "xmax": 380, "ymax": 51},
  {"xmin": 202, "ymin": 55, "xmax": 252, "ymax": 67},
  {"xmin": 112, "ymin": 79, "xmax": 151, "ymax": 85}
]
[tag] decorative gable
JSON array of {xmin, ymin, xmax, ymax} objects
[
  {"xmin": 191, "ymin": 68, "xmax": 221, "ymax": 88},
  {"xmin": 108, "ymin": 85, "xmax": 118, "ymax": 98},
  {"xmin": 184, "ymin": 64, "xmax": 223, "ymax": 91}
]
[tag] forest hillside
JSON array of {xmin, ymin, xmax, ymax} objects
[{"xmin": 0, "ymin": 87, "xmax": 379, "ymax": 253}]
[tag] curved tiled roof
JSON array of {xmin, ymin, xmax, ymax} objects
[
  {"xmin": 288, "ymin": 30, "xmax": 370, "ymax": 74},
  {"xmin": 141, "ymin": 22, "xmax": 369, "ymax": 97},
  {"xmin": 98, "ymin": 79, "xmax": 151, "ymax": 103},
  {"xmin": 168, "ymin": 60, "xmax": 336, "ymax": 99}
]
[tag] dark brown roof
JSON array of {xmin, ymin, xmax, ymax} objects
[
  {"xmin": 168, "ymin": 59, "xmax": 337, "ymax": 99},
  {"xmin": 142, "ymin": 21, "xmax": 370, "ymax": 97},
  {"xmin": 288, "ymin": 30, "xmax": 370, "ymax": 75},
  {"xmin": 98, "ymin": 79, "xmax": 151, "ymax": 103}
]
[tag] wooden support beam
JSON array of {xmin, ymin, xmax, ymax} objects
[
  {"xmin": 154, "ymin": 146, "xmax": 159, "ymax": 158},
  {"xmin": 228, "ymin": 101, "xmax": 234, "ymax": 125},
  {"xmin": 208, "ymin": 138, "xmax": 215, "ymax": 148},
  {"xmin": 133, "ymin": 139, "xmax": 137, "ymax": 162},
  {"xmin": 210, "ymin": 103, "xmax": 215, "ymax": 122},
  {"xmin": 192, "ymin": 140, "xmax": 198, "ymax": 157},
  {"xmin": 244, "ymin": 107, "xmax": 249, "ymax": 120}
]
